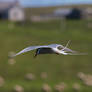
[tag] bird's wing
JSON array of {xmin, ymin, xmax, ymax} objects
[{"xmin": 13, "ymin": 45, "xmax": 51, "ymax": 57}]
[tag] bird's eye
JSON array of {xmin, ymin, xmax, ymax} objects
[{"xmin": 57, "ymin": 46, "xmax": 62, "ymax": 50}]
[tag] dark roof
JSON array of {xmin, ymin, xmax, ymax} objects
[{"xmin": 0, "ymin": 1, "xmax": 20, "ymax": 12}]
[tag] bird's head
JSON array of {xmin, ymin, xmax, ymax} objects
[{"xmin": 51, "ymin": 45, "xmax": 66, "ymax": 55}]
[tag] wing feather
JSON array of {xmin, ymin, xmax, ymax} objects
[{"xmin": 13, "ymin": 45, "xmax": 51, "ymax": 57}]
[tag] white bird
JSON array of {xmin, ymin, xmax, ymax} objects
[{"xmin": 13, "ymin": 41, "xmax": 87, "ymax": 58}]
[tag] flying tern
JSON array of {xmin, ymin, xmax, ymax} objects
[{"xmin": 12, "ymin": 41, "xmax": 87, "ymax": 58}]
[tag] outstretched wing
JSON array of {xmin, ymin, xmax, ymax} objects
[{"xmin": 13, "ymin": 45, "xmax": 50, "ymax": 57}]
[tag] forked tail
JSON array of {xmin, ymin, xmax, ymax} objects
[{"xmin": 62, "ymin": 40, "xmax": 71, "ymax": 51}]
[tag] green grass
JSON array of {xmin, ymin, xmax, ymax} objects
[{"xmin": 0, "ymin": 20, "xmax": 92, "ymax": 92}]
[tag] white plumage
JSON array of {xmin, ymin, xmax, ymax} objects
[{"xmin": 13, "ymin": 41, "xmax": 87, "ymax": 57}]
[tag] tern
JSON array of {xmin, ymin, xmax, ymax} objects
[{"xmin": 13, "ymin": 41, "xmax": 87, "ymax": 58}]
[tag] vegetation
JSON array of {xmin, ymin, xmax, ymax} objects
[
  {"xmin": 24, "ymin": 4, "xmax": 92, "ymax": 16},
  {"xmin": 0, "ymin": 20, "xmax": 92, "ymax": 92}
]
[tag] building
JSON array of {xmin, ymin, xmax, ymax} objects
[
  {"xmin": 54, "ymin": 8, "xmax": 72, "ymax": 18},
  {"xmin": 0, "ymin": 1, "xmax": 13, "ymax": 19},
  {"xmin": 8, "ymin": 3, "xmax": 25, "ymax": 22},
  {"xmin": 0, "ymin": 0, "xmax": 25, "ymax": 21},
  {"xmin": 84, "ymin": 8, "xmax": 92, "ymax": 19}
]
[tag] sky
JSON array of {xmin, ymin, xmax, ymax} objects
[
  {"xmin": 20, "ymin": 0, "xmax": 92, "ymax": 7},
  {"xmin": 0, "ymin": 0, "xmax": 92, "ymax": 7}
]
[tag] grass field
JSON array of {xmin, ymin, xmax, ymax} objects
[{"xmin": 0, "ymin": 20, "xmax": 92, "ymax": 92}]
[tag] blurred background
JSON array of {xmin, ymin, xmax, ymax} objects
[{"xmin": 0, "ymin": 0, "xmax": 92, "ymax": 92}]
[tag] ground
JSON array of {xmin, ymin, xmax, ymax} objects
[{"xmin": 0, "ymin": 20, "xmax": 92, "ymax": 92}]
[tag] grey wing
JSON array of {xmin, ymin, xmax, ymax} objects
[{"xmin": 13, "ymin": 45, "xmax": 50, "ymax": 57}]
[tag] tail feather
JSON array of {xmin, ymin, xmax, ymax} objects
[
  {"xmin": 62, "ymin": 40, "xmax": 71, "ymax": 51},
  {"xmin": 67, "ymin": 52, "xmax": 88, "ymax": 55}
]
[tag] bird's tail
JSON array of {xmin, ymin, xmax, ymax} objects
[
  {"xmin": 62, "ymin": 40, "xmax": 71, "ymax": 51},
  {"xmin": 67, "ymin": 52, "xmax": 88, "ymax": 55}
]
